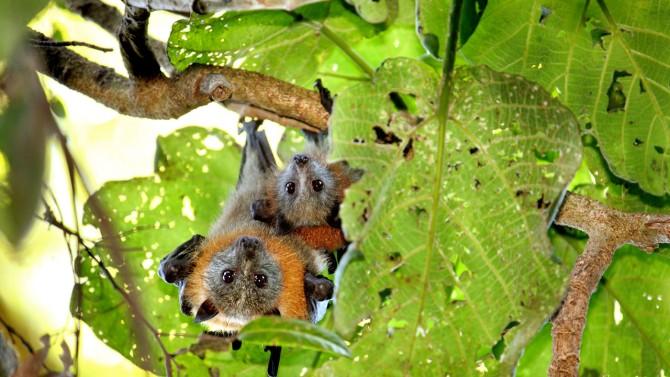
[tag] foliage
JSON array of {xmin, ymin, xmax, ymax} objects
[{"xmin": 461, "ymin": 0, "xmax": 670, "ymax": 196}]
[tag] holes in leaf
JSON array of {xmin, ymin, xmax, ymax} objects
[
  {"xmin": 654, "ymin": 145, "xmax": 665, "ymax": 154},
  {"xmin": 353, "ymin": 138, "xmax": 366, "ymax": 144},
  {"xmin": 361, "ymin": 206, "xmax": 371, "ymax": 222},
  {"xmin": 538, "ymin": 5, "xmax": 551, "ymax": 24},
  {"xmin": 633, "ymin": 138, "xmax": 644, "ymax": 147},
  {"xmin": 378, "ymin": 288, "xmax": 392, "ymax": 307},
  {"xmin": 536, "ymin": 194, "xmax": 551, "ymax": 209},
  {"xmin": 469, "ymin": 147, "xmax": 479, "ymax": 154},
  {"xmin": 490, "ymin": 320, "xmax": 521, "ymax": 360},
  {"xmin": 373, "ymin": 126, "xmax": 402, "ymax": 145},
  {"xmin": 606, "ymin": 70, "xmax": 632, "ymax": 113},
  {"xmin": 515, "ymin": 189, "xmax": 527, "ymax": 197},
  {"xmin": 387, "ymin": 252, "xmax": 402, "ymax": 262},
  {"xmin": 590, "ymin": 28, "xmax": 611, "ymax": 49},
  {"xmin": 473, "ymin": 178, "xmax": 481, "ymax": 190},
  {"xmin": 389, "ymin": 92, "xmax": 408, "ymax": 111},
  {"xmin": 639, "ymin": 79, "xmax": 647, "ymax": 93},
  {"xmin": 402, "ymin": 139, "xmax": 414, "ymax": 160},
  {"xmin": 534, "ymin": 149, "xmax": 559, "ymax": 164}
]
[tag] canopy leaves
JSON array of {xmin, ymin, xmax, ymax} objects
[{"xmin": 461, "ymin": 0, "xmax": 670, "ymax": 195}]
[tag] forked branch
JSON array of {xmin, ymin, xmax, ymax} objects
[{"xmin": 549, "ymin": 193, "xmax": 670, "ymax": 377}]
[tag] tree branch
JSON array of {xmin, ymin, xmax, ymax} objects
[
  {"xmin": 30, "ymin": 30, "xmax": 328, "ymax": 130},
  {"xmin": 549, "ymin": 193, "xmax": 670, "ymax": 377},
  {"xmin": 126, "ymin": 0, "xmax": 326, "ymax": 14}
]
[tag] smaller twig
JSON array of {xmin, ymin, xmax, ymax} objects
[
  {"xmin": 0, "ymin": 316, "xmax": 35, "ymax": 353},
  {"xmin": 549, "ymin": 192, "xmax": 670, "ymax": 377},
  {"xmin": 29, "ymin": 39, "xmax": 112, "ymax": 52}
]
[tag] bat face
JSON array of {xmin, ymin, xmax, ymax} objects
[
  {"xmin": 276, "ymin": 154, "xmax": 338, "ymax": 227},
  {"xmin": 204, "ymin": 236, "xmax": 282, "ymax": 319}
]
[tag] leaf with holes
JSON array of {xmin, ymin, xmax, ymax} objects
[
  {"xmin": 462, "ymin": 0, "xmax": 670, "ymax": 195},
  {"xmin": 77, "ymin": 127, "xmax": 241, "ymax": 373},
  {"xmin": 316, "ymin": 58, "xmax": 581, "ymax": 375},
  {"xmin": 167, "ymin": 0, "xmax": 375, "ymax": 87}
]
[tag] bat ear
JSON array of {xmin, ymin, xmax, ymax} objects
[
  {"xmin": 304, "ymin": 273, "xmax": 334, "ymax": 301},
  {"xmin": 194, "ymin": 299, "xmax": 218, "ymax": 323},
  {"xmin": 251, "ymin": 199, "xmax": 274, "ymax": 223},
  {"xmin": 158, "ymin": 234, "xmax": 206, "ymax": 284},
  {"xmin": 349, "ymin": 168, "xmax": 364, "ymax": 183},
  {"xmin": 330, "ymin": 161, "xmax": 364, "ymax": 183},
  {"xmin": 178, "ymin": 282, "xmax": 192, "ymax": 315}
]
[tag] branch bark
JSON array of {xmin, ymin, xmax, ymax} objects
[
  {"xmin": 126, "ymin": 0, "xmax": 326, "ymax": 14},
  {"xmin": 549, "ymin": 193, "xmax": 670, "ymax": 377},
  {"xmin": 30, "ymin": 30, "xmax": 328, "ymax": 130}
]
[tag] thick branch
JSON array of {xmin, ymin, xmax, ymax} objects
[
  {"xmin": 31, "ymin": 31, "xmax": 328, "ymax": 130},
  {"xmin": 126, "ymin": 0, "xmax": 325, "ymax": 13},
  {"xmin": 549, "ymin": 193, "xmax": 670, "ymax": 377}
]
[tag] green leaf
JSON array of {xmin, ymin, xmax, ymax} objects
[
  {"xmin": 0, "ymin": 50, "xmax": 51, "ymax": 246},
  {"xmin": 167, "ymin": 1, "xmax": 375, "ymax": 87},
  {"xmin": 461, "ymin": 0, "xmax": 670, "ymax": 195},
  {"xmin": 345, "ymin": 0, "xmax": 389, "ymax": 24},
  {"xmin": 239, "ymin": 317, "xmax": 351, "ymax": 357},
  {"xmin": 0, "ymin": 0, "xmax": 48, "ymax": 60},
  {"xmin": 580, "ymin": 247, "xmax": 670, "ymax": 376},
  {"xmin": 77, "ymin": 127, "xmax": 242, "ymax": 373},
  {"xmin": 320, "ymin": 58, "xmax": 581, "ymax": 375},
  {"xmin": 416, "ymin": 0, "xmax": 451, "ymax": 58},
  {"xmin": 573, "ymin": 135, "xmax": 670, "ymax": 212}
]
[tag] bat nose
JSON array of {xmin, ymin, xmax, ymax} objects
[
  {"xmin": 238, "ymin": 236, "xmax": 261, "ymax": 253},
  {"xmin": 293, "ymin": 154, "xmax": 309, "ymax": 166}
]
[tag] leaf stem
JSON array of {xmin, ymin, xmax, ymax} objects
[
  {"xmin": 408, "ymin": 0, "xmax": 464, "ymax": 367},
  {"xmin": 316, "ymin": 23, "xmax": 375, "ymax": 78}
]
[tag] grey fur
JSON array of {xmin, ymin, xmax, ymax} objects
[{"xmin": 210, "ymin": 121, "xmax": 277, "ymax": 235}]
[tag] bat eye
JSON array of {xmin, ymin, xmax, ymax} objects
[
  {"xmin": 254, "ymin": 273, "xmax": 267, "ymax": 288},
  {"xmin": 222, "ymin": 270, "xmax": 235, "ymax": 283},
  {"xmin": 312, "ymin": 179, "xmax": 323, "ymax": 192},
  {"xmin": 285, "ymin": 182, "xmax": 296, "ymax": 194}
]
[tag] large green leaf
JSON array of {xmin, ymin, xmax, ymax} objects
[
  {"xmin": 317, "ymin": 58, "xmax": 581, "ymax": 375},
  {"xmin": 78, "ymin": 127, "xmax": 242, "ymax": 373},
  {"xmin": 239, "ymin": 317, "xmax": 351, "ymax": 357},
  {"xmin": 0, "ymin": 49, "xmax": 51, "ymax": 246},
  {"xmin": 580, "ymin": 247, "xmax": 670, "ymax": 376},
  {"xmin": 167, "ymin": 1, "xmax": 375, "ymax": 87},
  {"xmin": 462, "ymin": 0, "xmax": 670, "ymax": 196}
]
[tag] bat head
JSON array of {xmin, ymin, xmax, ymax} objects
[
  {"xmin": 276, "ymin": 153, "xmax": 338, "ymax": 228},
  {"xmin": 202, "ymin": 235, "xmax": 282, "ymax": 320}
]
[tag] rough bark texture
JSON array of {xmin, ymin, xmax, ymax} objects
[
  {"xmin": 30, "ymin": 31, "xmax": 328, "ymax": 130},
  {"xmin": 549, "ymin": 193, "xmax": 670, "ymax": 377}
]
